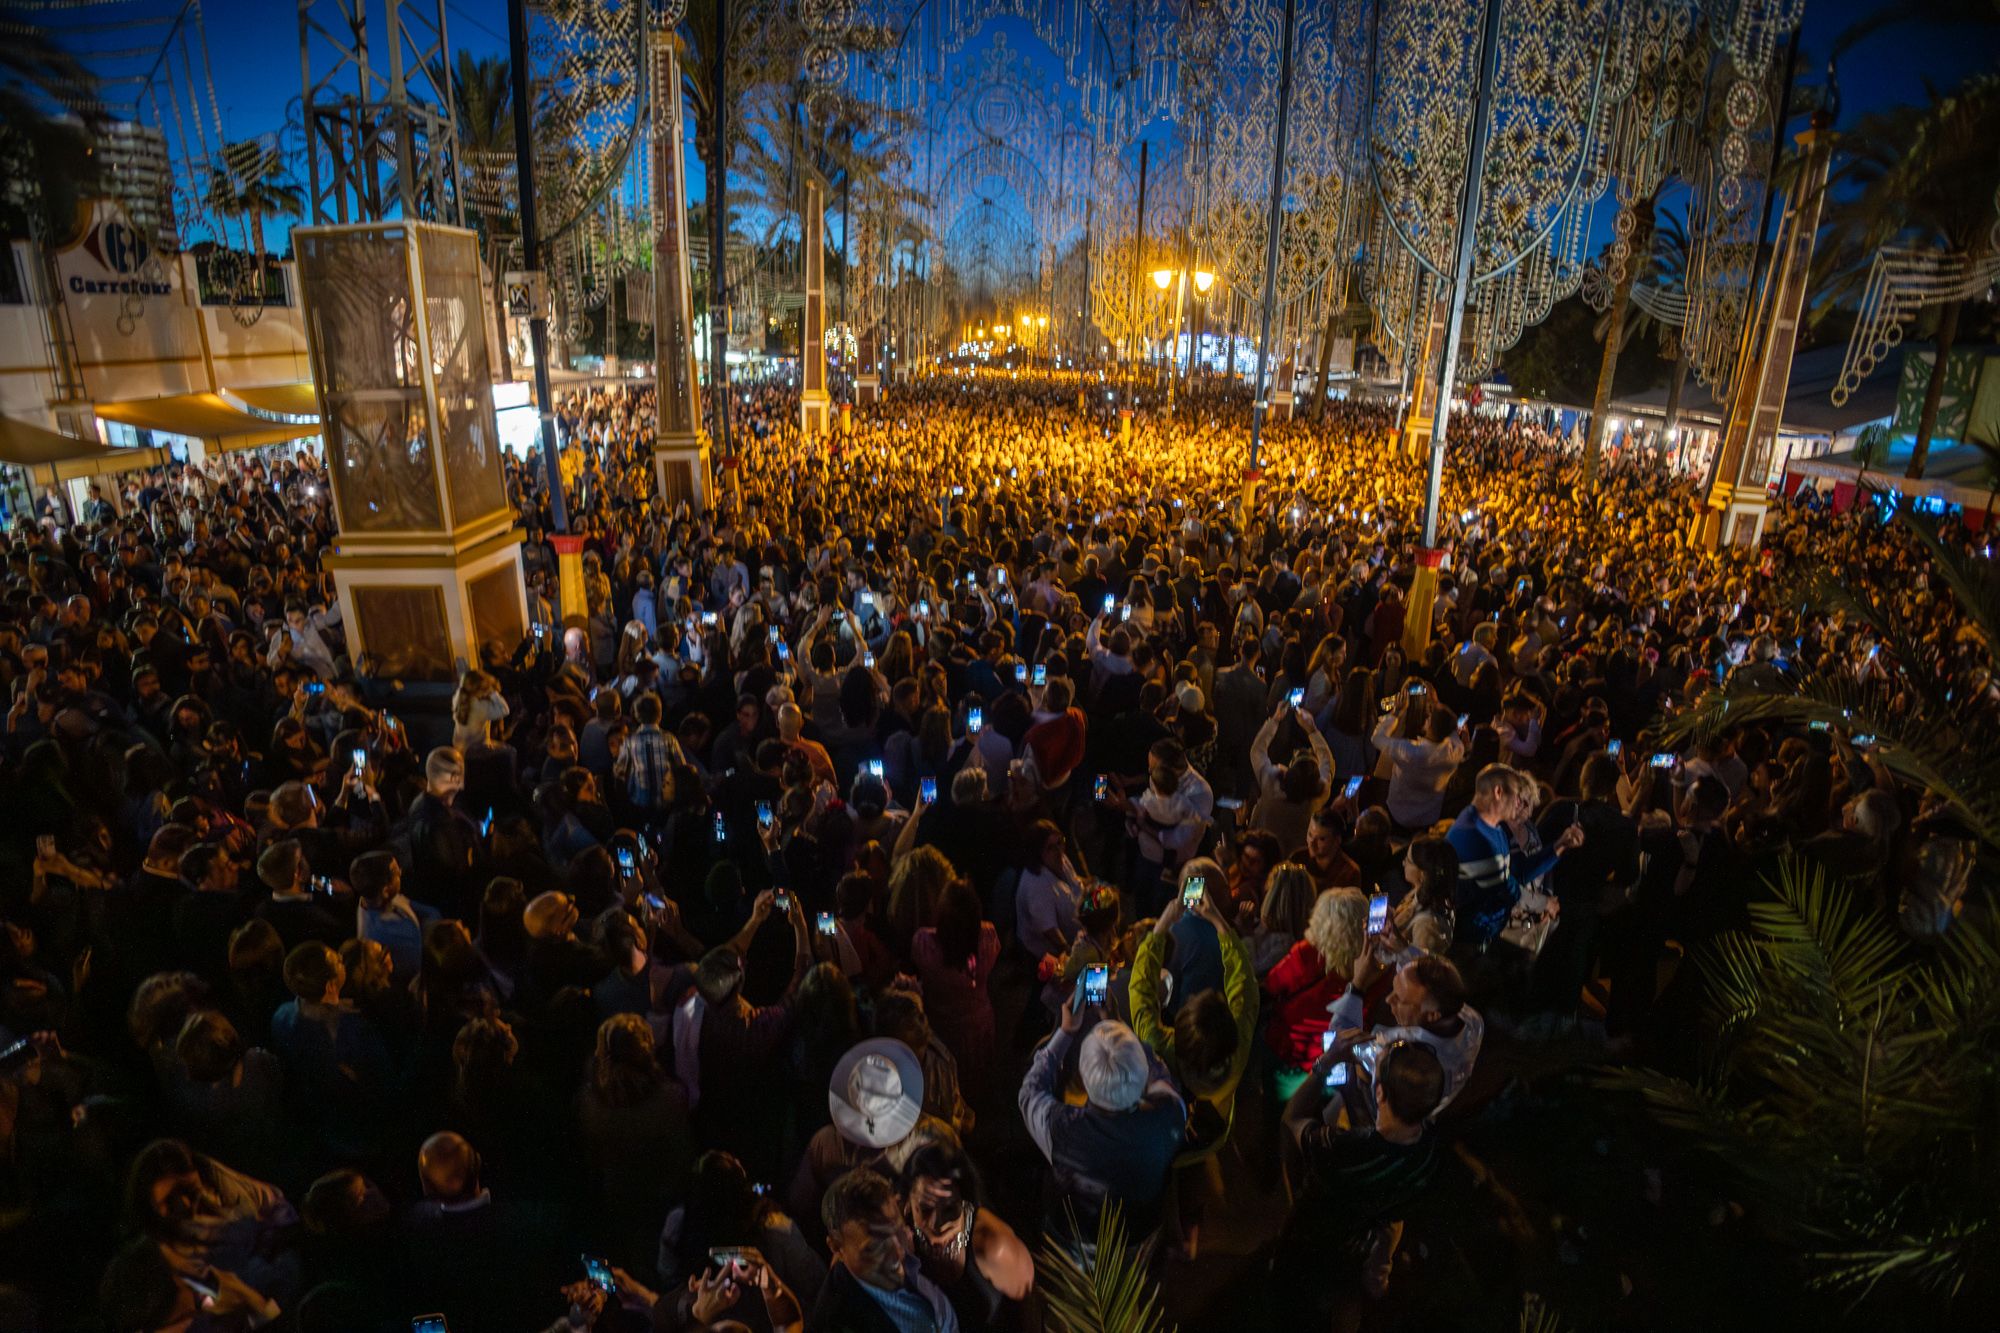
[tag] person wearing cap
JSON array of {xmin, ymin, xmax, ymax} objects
[
  {"xmin": 787, "ymin": 1035, "xmax": 958, "ymax": 1232},
  {"xmin": 1017, "ymin": 988, "xmax": 1186, "ymax": 1246}
]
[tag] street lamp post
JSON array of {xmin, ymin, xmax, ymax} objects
[{"xmin": 1150, "ymin": 268, "xmax": 1215, "ymax": 417}]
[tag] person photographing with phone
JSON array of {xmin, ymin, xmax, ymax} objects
[
  {"xmin": 1277, "ymin": 1037, "xmax": 1449, "ymax": 1308},
  {"xmin": 1018, "ymin": 955, "xmax": 1187, "ymax": 1249},
  {"xmin": 1247, "ymin": 698, "xmax": 1336, "ymax": 857},
  {"xmin": 1128, "ymin": 870, "xmax": 1260, "ymax": 1255},
  {"xmin": 1129, "ymin": 875, "xmax": 1259, "ymax": 1119},
  {"xmin": 1370, "ymin": 686, "xmax": 1468, "ymax": 834},
  {"xmin": 1448, "ymin": 764, "xmax": 1583, "ymax": 955}
]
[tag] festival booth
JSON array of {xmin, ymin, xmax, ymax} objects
[
  {"xmin": 0, "ymin": 414, "xmax": 166, "ymax": 524},
  {"xmin": 1785, "ymin": 445, "xmax": 1998, "ymax": 530},
  {"xmin": 1778, "ymin": 343, "xmax": 2000, "ymax": 528}
]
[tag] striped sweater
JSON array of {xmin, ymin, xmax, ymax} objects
[{"xmin": 1446, "ymin": 806, "xmax": 1558, "ymax": 945}]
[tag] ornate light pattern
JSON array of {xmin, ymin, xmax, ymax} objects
[
  {"xmin": 1359, "ymin": 0, "xmax": 1800, "ymax": 399},
  {"xmin": 1832, "ymin": 247, "xmax": 2000, "ymax": 407},
  {"xmin": 1197, "ymin": 0, "xmax": 1369, "ymax": 339},
  {"xmin": 528, "ymin": 0, "xmax": 645, "ymax": 245}
]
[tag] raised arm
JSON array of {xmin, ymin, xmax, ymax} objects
[
  {"xmin": 1019, "ymin": 1026, "xmax": 1075, "ymax": 1162},
  {"xmin": 1129, "ymin": 926, "xmax": 1172, "ymax": 1059},
  {"xmin": 1250, "ymin": 710, "xmax": 1281, "ymax": 795}
]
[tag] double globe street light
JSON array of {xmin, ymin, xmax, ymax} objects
[{"xmin": 1151, "ymin": 268, "xmax": 1215, "ymax": 416}]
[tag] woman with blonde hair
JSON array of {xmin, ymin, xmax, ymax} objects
[
  {"xmin": 451, "ymin": 668, "xmax": 508, "ymax": 752},
  {"xmin": 1249, "ymin": 862, "xmax": 1318, "ymax": 976},
  {"xmin": 1263, "ymin": 887, "xmax": 1367, "ymax": 1068}
]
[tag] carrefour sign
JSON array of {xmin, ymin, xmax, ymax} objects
[{"xmin": 66, "ymin": 207, "xmax": 173, "ymax": 297}]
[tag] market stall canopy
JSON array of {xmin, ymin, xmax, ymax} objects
[
  {"xmin": 92, "ymin": 391, "xmax": 319, "ymax": 452},
  {"xmin": 221, "ymin": 383, "xmax": 321, "ymax": 420},
  {"xmin": 1788, "ymin": 442, "xmax": 1999, "ymax": 510},
  {"xmin": 0, "ymin": 415, "xmax": 166, "ymax": 481}
]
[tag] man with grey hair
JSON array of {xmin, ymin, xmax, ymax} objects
[{"xmin": 1019, "ymin": 981, "xmax": 1186, "ymax": 1246}]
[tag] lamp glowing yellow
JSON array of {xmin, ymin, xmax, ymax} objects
[
  {"xmin": 1151, "ymin": 269, "xmax": 1174, "ymax": 291},
  {"xmin": 1193, "ymin": 270, "xmax": 1215, "ymax": 293}
]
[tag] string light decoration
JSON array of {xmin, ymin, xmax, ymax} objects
[
  {"xmin": 1367, "ymin": 0, "xmax": 1614, "ymax": 374},
  {"xmin": 1194, "ymin": 0, "xmax": 1369, "ymax": 349},
  {"xmin": 1358, "ymin": 0, "xmax": 1803, "ymax": 396},
  {"xmin": 1832, "ymin": 247, "xmax": 2000, "ymax": 407},
  {"xmin": 526, "ymin": 0, "xmax": 646, "ymax": 246}
]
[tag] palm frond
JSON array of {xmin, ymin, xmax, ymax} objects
[
  {"xmin": 1517, "ymin": 1293, "xmax": 1564, "ymax": 1333},
  {"xmin": 1742, "ymin": 860, "xmax": 1910, "ymax": 1014},
  {"xmin": 1038, "ymin": 1204, "xmax": 1174, "ymax": 1333},
  {"xmin": 1603, "ymin": 865, "xmax": 2000, "ymax": 1317}
]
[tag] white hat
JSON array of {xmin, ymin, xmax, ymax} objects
[
  {"xmin": 1175, "ymin": 682, "xmax": 1204, "ymax": 714},
  {"xmin": 829, "ymin": 1038, "xmax": 923, "ymax": 1149}
]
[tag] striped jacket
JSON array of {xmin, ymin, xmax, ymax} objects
[{"xmin": 1446, "ymin": 806, "xmax": 1559, "ymax": 945}]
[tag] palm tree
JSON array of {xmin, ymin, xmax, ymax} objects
[
  {"xmin": 1582, "ymin": 191, "xmax": 1656, "ymax": 487},
  {"xmin": 738, "ymin": 89, "xmax": 920, "ymax": 323},
  {"xmin": 1600, "ymin": 863, "xmax": 2000, "ymax": 1318},
  {"xmin": 1593, "ymin": 208, "xmax": 1692, "ymax": 453},
  {"xmin": 436, "ymin": 51, "xmax": 518, "ymax": 380},
  {"xmin": 1645, "ymin": 210, "xmax": 1693, "ymax": 448},
  {"xmin": 1830, "ymin": 0, "xmax": 2000, "ymax": 65},
  {"xmin": 1812, "ymin": 75, "xmax": 2000, "ymax": 479},
  {"xmin": 0, "ymin": 4, "xmax": 102, "ymax": 127},
  {"xmin": 669, "ymin": 0, "xmax": 799, "ymax": 443},
  {"xmin": 204, "ymin": 140, "xmax": 304, "ymax": 274}
]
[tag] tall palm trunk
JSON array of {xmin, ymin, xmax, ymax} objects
[
  {"xmin": 1906, "ymin": 297, "xmax": 1963, "ymax": 480},
  {"xmin": 1312, "ymin": 302, "xmax": 1338, "ymax": 422},
  {"xmin": 248, "ymin": 211, "xmax": 268, "ymax": 300},
  {"xmin": 1661, "ymin": 350, "xmax": 1687, "ymax": 463},
  {"xmin": 1584, "ymin": 197, "xmax": 1655, "ymax": 488}
]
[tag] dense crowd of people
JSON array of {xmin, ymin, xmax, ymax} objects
[{"xmin": 0, "ymin": 365, "xmax": 1986, "ymax": 1332}]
